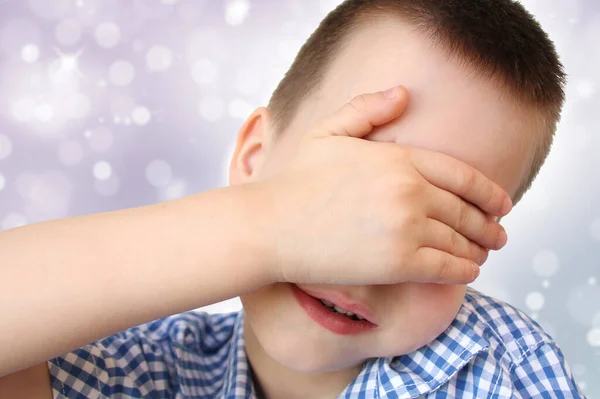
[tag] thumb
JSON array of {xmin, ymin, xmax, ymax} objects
[{"xmin": 309, "ymin": 85, "xmax": 409, "ymax": 139}]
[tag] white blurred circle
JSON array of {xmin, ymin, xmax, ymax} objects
[
  {"xmin": 47, "ymin": 58, "xmax": 81, "ymax": 93},
  {"xmin": 28, "ymin": 0, "xmax": 71, "ymax": 20},
  {"xmin": 590, "ymin": 219, "xmax": 600, "ymax": 242},
  {"xmin": 228, "ymin": 99, "xmax": 254, "ymax": 119},
  {"xmin": 131, "ymin": 106, "xmax": 152, "ymax": 126},
  {"xmin": 199, "ymin": 96, "xmax": 225, "ymax": 122},
  {"xmin": 21, "ymin": 44, "xmax": 40, "ymax": 63},
  {"xmin": 108, "ymin": 60, "xmax": 135, "ymax": 86},
  {"xmin": 55, "ymin": 19, "xmax": 82, "ymax": 46},
  {"xmin": 58, "ymin": 141, "xmax": 83, "ymax": 166},
  {"xmin": 541, "ymin": 280, "xmax": 550, "ymax": 289},
  {"xmin": 65, "ymin": 93, "xmax": 91, "ymax": 119},
  {"xmin": 0, "ymin": 173, "xmax": 5, "ymax": 192},
  {"xmin": 146, "ymin": 45, "xmax": 173, "ymax": 71},
  {"xmin": 145, "ymin": 160, "xmax": 172, "ymax": 187},
  {"xmin": 160, "ymin": 0, "xmax": 179, "ymax": 4},
  {"xmin": 93, "ymin": 161, "xmax": 112, "ymax": 180},
  {"xmin": 587, "ymin": 328, "xmax": 600, "ymax": 347},
  {"xmin": 532, "ymin": 249, "xmax": 560, "ymax": 278},
  {"xmin": 191, "ymin": 59, "xmax": 218, "ymax": 86},
  {"xmin": 2, "ymin": 212, "xmax": 27, "ymax": 230},
  {"xmin": 88, "ymin": 126, "xmax": 113, "ymax": 152},
  {"xmin": 225, "ymin": 0, "xmax": 250, "ymax": 26},
  {"xmin": 95, "ymin": 22, "xmax": 121, "ymax": 49},
  {"xmin": 94, "ymin": 176, "xmax": 120, "ymax": 197},
  {"xmin": 589, "ymin": 276, "xmax": 597, "ymax": 285},
  {"xmin": 567, "ymin": 284, "xmax": 600, "ymax": 326},
  {"xmin": 11, "ymin": 99, "xmax": 37, "ymax": 122},
  {"xmin": 0, "ymin": 135, "xmax": 13, "ymax": 160},
  {"xmin": 525, "ymin": 291, "xmax": 545, "ymax": 311},
  {"xmin": 161, "ymin": 179, "xmax": 187, "ymax": 201},
  {"xmin": 35, "ymin": 103, "xmax": 54, "ymax": 122}
]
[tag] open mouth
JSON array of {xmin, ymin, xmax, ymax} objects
[
  {"xmin": 317, "ymin": 298, "xmax": 365, "ymax": 321},
  {"xmin": 291, "ymin": 284, "xmax": 377, "ymax": 335}
]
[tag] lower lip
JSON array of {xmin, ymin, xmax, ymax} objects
[{"xmin": 291, "ymin": 284, "xmax": 377, "ymax": 335}]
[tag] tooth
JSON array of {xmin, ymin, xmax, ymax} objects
[
  {"xmin": 356, "ymin": 315, "xmax": 365, "ymax": 320},
  {"xmin": 334, "ymin": 305, "xmax": 347, "ymax": 314},
  {"xmin": 321, "ymin": 299, "xmax": 334, "ymax": 307},
  {"xmin": 346, "ymin": 311, "xmax": 355, "ymax": 316}
]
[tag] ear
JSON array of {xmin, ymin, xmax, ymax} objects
[{"xmin": 228, "ymin": 107, "xmax": 273, "ymax": 186}]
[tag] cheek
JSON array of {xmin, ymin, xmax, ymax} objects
[{"xmin": 384, "ymin": 283, "xmax": 467, "ymax": 355}]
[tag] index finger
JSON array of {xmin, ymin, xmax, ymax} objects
[{"xmin": 409, "ymin": 149, "xmax": 512, "ymax": 217}]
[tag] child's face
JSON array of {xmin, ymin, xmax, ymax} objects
[{"xmin": 234, "ymin": 20, "xmax": 542, "ymax": 374}]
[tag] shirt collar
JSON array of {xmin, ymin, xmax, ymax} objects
[{"xmin": 222, "ymin": 299, "xmax": 489, "ymax": 399}]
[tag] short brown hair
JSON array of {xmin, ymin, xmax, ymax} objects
[{"xmin": 268, "ymin": 0, "xmax": 566, "ymax": 204}]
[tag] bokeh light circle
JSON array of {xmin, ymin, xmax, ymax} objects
[
  {"xmin": 145, "ymin": 160, "xmax": 172, "ymax": 187},
  {"xmin": 108, "ymin": 60, "xmax": 135, "ymax": 86}
]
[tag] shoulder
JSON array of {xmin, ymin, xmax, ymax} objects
[
  {"xmin": 122, "ymin": 310, "xmax": 240, "ymax": 350},
  {"xmin": 460, "ymin": 286, "xmax": 553, "ymax": 365},
  {"xmin": 48, "ymin": 311, "xmax": 241, "ymax": 398},
  {"xmin": 450, "ymin": 288, "xmax": 586, "ymax": 398}
]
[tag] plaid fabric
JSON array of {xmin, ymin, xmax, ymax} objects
[{"xmin": 48, "ymin": 288, "xmax": 586, "ymax": 398}]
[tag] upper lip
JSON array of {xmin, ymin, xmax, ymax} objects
[{"xmin": 297, "ymin": 286, "xmax": 378, "ymax": 325}]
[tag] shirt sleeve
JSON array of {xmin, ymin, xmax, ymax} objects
[
  {"xmin": 47, "ymin": 317, "xmax": 184, "ymax": 399},
  {"xmin": 510, "ymin": 341, "xmax": 587, "ymax": 399}
]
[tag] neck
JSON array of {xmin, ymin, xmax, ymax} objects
[{"xmin": 243, "ymin": 317, "xmax": 363, "ymax": 399}]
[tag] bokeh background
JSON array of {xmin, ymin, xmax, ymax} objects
[{"xmin": 0, "ymin": 0, "xmax": 597, "ymax": 396}]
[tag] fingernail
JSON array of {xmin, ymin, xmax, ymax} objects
[
  {"xmin": 496, "ymin": 229, "xmax": 508, "ymax": 249},
  {"xmin": 501, "ymin": 197, "xmax": 513, "ymax": 215},
  {"xmin": 472, "ymin": 263, "xmax": 480, "ymax": 280},
  {"xmin": 384, "ymin": 86, "xmax": 400, "ymax": 99},
  {"xmin": 479, "ymin": 250, "xmax": 489, "ymax": 265}
]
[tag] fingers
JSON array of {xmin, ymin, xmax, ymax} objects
[
  {"xmin": 421, "ymin": 218, "xmax": 489, "ymax": 265},
  {"xmin": 409, "ymin": 149, "xmax": 512, "ymax": 217},
  {"xmin": 308, "ymin": 86, "xmax": 409, "ymax": 139},
  {"xmin": 425, "ymin": 185, "xmax": 508, "ymax": 250},
  {"xmin": 411, "ymin": 247, "xmax": 480, "ymax": 284}
]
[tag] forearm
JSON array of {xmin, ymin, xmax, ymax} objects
[{"xmin": 0, "ymin": 183, "xmax": 273, "ymax": 376}]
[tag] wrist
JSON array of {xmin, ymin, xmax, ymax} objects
[{"xmin": 219, "ymin": 182, "xmax": 280, "ymax": 286}]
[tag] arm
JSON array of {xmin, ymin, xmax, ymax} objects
[{"xmin": 0, "ymin": 183, "xmax": 274, "ymax": 377}]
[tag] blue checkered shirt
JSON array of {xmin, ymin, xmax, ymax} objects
[{"xmin": 48, "ymin": 288, "xmax": 586, "ymax": 398}]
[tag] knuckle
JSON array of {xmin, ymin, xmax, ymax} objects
[
  {"xmin": 457, "ymin": 166, "xmax": 477, "ymax": 195},
  {"xmin": 455, "ymin": 200, "xmax": 471, "ymax": 231},
  {"xmin": 349, "ymin": 94, "xmax": 369, "ymax": 112},
  {"xmin": 450, "ymin": 229, "xmax": 462, "ymax": 255},
  {"xmin": 480, "ymin": 218, "xmax": 495, "ymax": 243},
  {"xmin": 393, "ymin": 176, "xmax": 423, "ymax": 200},
  {"xmin": 437, "ymin": 254, "xmax": 453, "ymax": 281}
]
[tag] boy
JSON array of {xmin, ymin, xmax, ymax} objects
[{"xmin": 0, "ymin": 0, "xmax": 585, "ymax": 398}]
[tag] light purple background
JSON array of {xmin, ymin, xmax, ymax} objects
[{"xmin": 0, "ymin": 0, "xmax": 598, "ymax": 395}]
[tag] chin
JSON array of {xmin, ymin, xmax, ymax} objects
[{"xmin": 258, "ymin": 330, "xmax": 356, "ymax": 373}]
